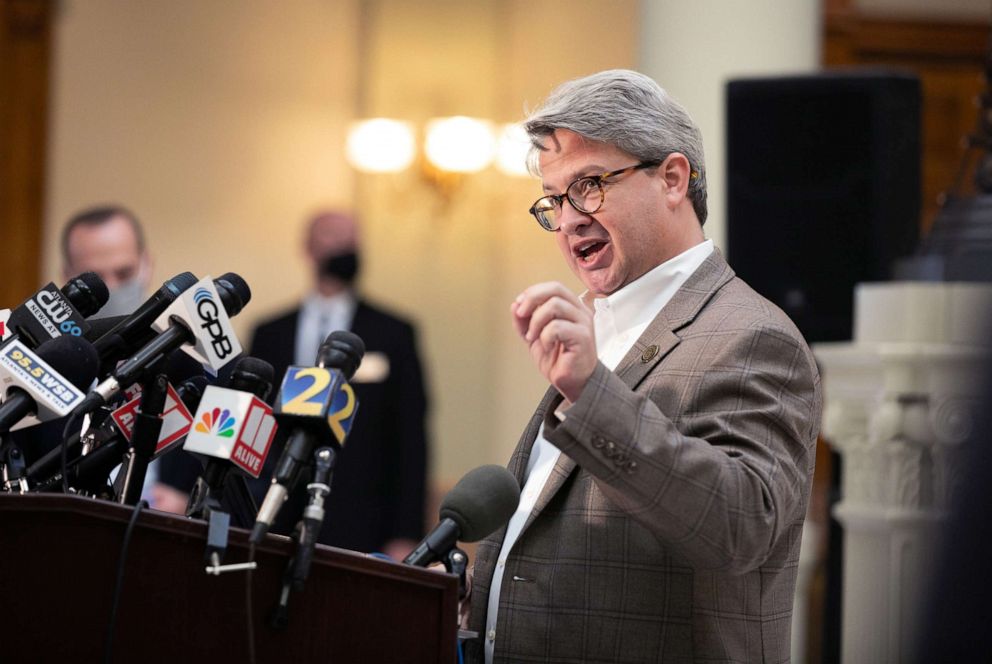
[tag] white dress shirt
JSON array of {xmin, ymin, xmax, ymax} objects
[
  {"xmin": 484, "ymin": 239, "xmax": 714, "ymax": 663},
  {"xmin": 294, "ymin": 290, "xmax": 357, "ymax": 366}
]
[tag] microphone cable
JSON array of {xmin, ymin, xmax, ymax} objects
[
  {"xmin": 60, "ymin": 408, "xmax": 87, "ymax": 494},
  {"xmin": 103, "ymin": 499, "xmax": 148, "ymax": 664},
  {"xmin": 245, "ymin": 542, "xmax": 257, "ymax": 664}
]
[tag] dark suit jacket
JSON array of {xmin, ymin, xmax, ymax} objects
[
  {"xmin": 248, "ymin": 298, "xmax": 429, "ymax": 552},
  {"xmin": 467, "ymin": 250, "xmax": 822, "ymax": 663}
]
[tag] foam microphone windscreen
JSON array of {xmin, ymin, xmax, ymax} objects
[
  {"xmin": 62, "ymin": 272, "xmax": 110, "ymax": 317},
  {"xmin": 84, "ymin": 315, "xmax": 127, "ymax": 342},
  {"xmin": 228, "ymin": 356, "xmax": 275, "ymax": 400},
  {"xmin": 214, "ymin": 272, "xmax": 251, "ymax": 315},
  {"xmin": 316, "ymin": 330, "xmax": 365, "ymax": 378},
  {"xmin": 37, "ymin": 334, "xmax": 101, "ymax": 390},
  {"xmin": 439, "ymin": 464, "xmax": 520, "ymax": 542}
]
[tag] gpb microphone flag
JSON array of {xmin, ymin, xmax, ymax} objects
[{"xmin": 151, "ymin": 277, "xmax": 242, "ymax": 375}]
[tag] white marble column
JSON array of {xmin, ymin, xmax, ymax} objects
[{"xmin": 815, "ymin": 282, "xmax": 992, "ymax": 663}]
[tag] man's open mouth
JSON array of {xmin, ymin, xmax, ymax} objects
[{"xmin": 575, "ymin": 240, "xmax": 607, "ymax": 264}]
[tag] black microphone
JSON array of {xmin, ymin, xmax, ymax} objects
[
  {"xmin": 90, "ymin": 271, "xmax": 198, "ymax": 372},
  {"xmin": 184, "ymin": 356, "xmax": 276, "ymax": 526},
  {"xmin": 315, "ymin": 330, "xmax": 365, "ymax": 375},
  {"xmin": 31, "ymin": 375, "xmax": 209, "ymax": 494},
  {"xmin": 404, "ymin": 465, "xmax": 520, "ymax": 567},
  {"xmin": 22, "ymin": 348, "xmax": 207, "ymax": 483},
  {"xmin": 250, "ymin": 330, "xmax": 365, "ymax": 543},
  {"xmin": 2, "ymin": 273, "xmax": 110, "ymax": 349},
  {"xmin": 0, "ymin": 335, "xmax": 101, "ymax": 434},
  {"xmin": 77, "ymin": 273, "xmax": 251, "ymax": 413},
  {"xmin": 61, "ymin": 272, "xmax": 111, "ymax": 319}
]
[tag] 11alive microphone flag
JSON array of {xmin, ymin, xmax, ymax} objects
[
  {"xmin": 183, "ymin": 385, "xmax": 277, "ymax": 477},
  {"xmin": 0, "ymin": 339, "xmax": 86, "ymax": 431},
  {"xmin": 152, "ymin": 277, "xmax": 241, "ymax": 375}
]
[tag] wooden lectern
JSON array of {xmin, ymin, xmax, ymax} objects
[{"xmin": 0, "ymin": 494, "xmax": 459, "ymax": 663}]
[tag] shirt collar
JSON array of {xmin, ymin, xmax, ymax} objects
[
  {"xmin": 302, "ymin": 289, "xmax": 355, "ymax": 316},
  {"xmin": 589, "ymin": 239, "xmax": 714, "ymax": 334}
]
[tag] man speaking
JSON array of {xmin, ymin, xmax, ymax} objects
[{"xmin": 466, "ymin": 70, "xmax": 822, "ymax": 663}]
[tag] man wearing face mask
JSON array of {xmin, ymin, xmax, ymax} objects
[
  {"xmin": 60, "ymin": 205, "xmax": 200, "ymax": 512},
  {"xmin": 248, "ymin": 209, "xmax": 430, "ymax": 560},
  {"xmin": 61, "ymin": 205, "xmax": 151, "ymax": 317}
]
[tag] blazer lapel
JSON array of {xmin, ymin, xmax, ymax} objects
[
  {"xmin": 514, "ymin": 249, "xmax": 737, "ymax": 534},
  {"xmin": 613, "ymin": 248, "xmax": 735, "ymax": 387}
]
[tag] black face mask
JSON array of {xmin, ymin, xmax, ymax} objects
[{"xmin": 320, "ymin": 251, "xmax": 360, "ymax": 283}]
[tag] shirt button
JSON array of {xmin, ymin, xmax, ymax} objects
[
  {"xmin": 487, "ymin": 629, "xmax": 496, "ymax": 642},
  {"xmin": 498, "ymin": 559, "xmax": 505, "ymax": 568}
]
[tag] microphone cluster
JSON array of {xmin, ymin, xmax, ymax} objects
[
  {"xmin": 1, "ymin": 269, "xmax": 523, "ymax": 628},
  {"xmin": 0, "ymin": 270, "xmax": 373, "ymax": 530}
]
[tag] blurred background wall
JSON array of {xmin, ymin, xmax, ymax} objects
[
  {"xmin": 1, "ymin": 0, "xmax": 989, "ymax": 661},
  {"xmin": 0, "ymin": 0, "xmax": 983, "ymax": 512}
]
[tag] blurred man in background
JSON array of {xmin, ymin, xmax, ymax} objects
[
  {"xmin": 61, "ymin": 204, "xmax": 197, "ymax": 512},
  {"xmin": 249, "ymin": 209, "xmax": 430, "ymax": 559}
]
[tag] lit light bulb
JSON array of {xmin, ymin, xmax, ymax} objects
[
  {"xmin": 346, "ymin": 118, "xmax": 416, "ymax": 173},
  {"xmin": 424, "ymin": 117, "xmax": 496, "ymax": 173}
]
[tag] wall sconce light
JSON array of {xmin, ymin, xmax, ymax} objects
[
  {"xmin": 345, "ymin": 116, "xmax": 532, "ymax": 201},
  {"xmin": 346, "ymin": 118, "xmax": 417, "ymax": 173},
  {"xmin": 495, "ymin": 123, "xmax": 531, "ymax": 177},
  {"xmin": 424, "ymin": 116, "xmax": 496, "ymax": 173}
]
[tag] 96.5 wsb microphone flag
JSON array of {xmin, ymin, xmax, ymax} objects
[{"xmin": 0, "ymin": 340, "xmax": 87, "ymax": 431}]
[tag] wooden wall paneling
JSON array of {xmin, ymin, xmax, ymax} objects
[
  {"xmin": 824, "ymin": 12, "xmax": 988, "ymax": 233},
  {"xmin": 0, "ymin": 0, "xmax": 52, "ymax": 308}
]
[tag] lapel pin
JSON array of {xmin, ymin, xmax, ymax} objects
[{"xmin": 641, "ymin": 345, "xmax": 660, "ymax": 363}]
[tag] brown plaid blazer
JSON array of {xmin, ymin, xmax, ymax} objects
[{"xmin": 466, "ymin": 250, "xmax": 822, "ymax": 663}]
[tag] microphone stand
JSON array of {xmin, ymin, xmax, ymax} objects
[
  {"xmin": 270, "ymin": 446, "xmax": 335, "ymax": 629},
  {"xmin": 444, "ymin": 547, "xmax": 469, "ymax": 601},
  {"xmin": 0, "ymin": 433, "xmax": 28, "ymax": 493},
  {"xmin": 186, "ymin": 462, "xmax": 259, "ymax": 528},
  {"xmin": 115, "ymin": 374, "xmax": 167, "ymax": 505}
]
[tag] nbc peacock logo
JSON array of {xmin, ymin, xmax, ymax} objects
[{"xmin": 195, "ymin": 407, "xmax": 236, "ymax": 438}]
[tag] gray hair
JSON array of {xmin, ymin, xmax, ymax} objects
[{"xmin": 524, "ymin": 69, "xmax": 708, "ymax": 225}]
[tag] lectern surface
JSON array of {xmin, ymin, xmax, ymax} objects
[{"xmin": 0, "ymin": 494, "xmax": 458, "ymax": 663}]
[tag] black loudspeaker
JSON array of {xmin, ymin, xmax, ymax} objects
[{"xmin": 726, "ymin": 71, "xmax": 921, "ymax": 342}]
